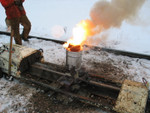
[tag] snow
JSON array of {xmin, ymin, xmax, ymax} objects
[
  {"xmin": 0, "ymin": 78, "xmax": 36, "ymax": 112},
  {"xmin": 0, "ymin": 0, "xmax": 150, "ymax": 112}
]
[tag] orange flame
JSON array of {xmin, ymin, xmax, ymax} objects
[{"xmin": 63, "ymin": 19, "xmax": 96, "ymax": 52}]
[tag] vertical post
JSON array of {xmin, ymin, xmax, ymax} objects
[
  {"xmin": 7, "ymin": 32, "xmax": 13, "ymax": 80},
  {"xmin": 66, "ymin": 50, "xmax": 68, "ymax": 67}
]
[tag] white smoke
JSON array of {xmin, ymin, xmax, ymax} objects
[
  {"xmin": 90, "ymin": 0, "xmax": 146, "ymax": 29},
  {"xmin": 51, "ymin": 25, "xmax": 66, "ymax": 38}
]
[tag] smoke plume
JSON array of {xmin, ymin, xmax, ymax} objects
[{"xmin": 90, "ymin": 0, "xmax": 146, "ymax": 29}]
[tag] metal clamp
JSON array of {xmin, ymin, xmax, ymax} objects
[
  {"xmin": 0, "ymin": 45, "xmax": 8, "ymax": 54},
  {"xmin": 142, "ymin": 77, "xmax": 150, "ymax": 100}
]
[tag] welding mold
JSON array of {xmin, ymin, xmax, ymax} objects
[
  {"xmin": 114, "ymin": 79, "xmax": 148, "ymax": 113},
  {"xmin": 0, "ymin": 44, "xmax": 44, "ymax": 77}
]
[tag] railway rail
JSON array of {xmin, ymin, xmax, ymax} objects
[
  {"xmin": 1, "ymin": 30, "xmax": 150, "ymax": 60},
  {"xmin": 19, "ymin": 62, "xmax": 121, "ymax": 113},
  {"xmin": 0, "ymin": 31, "xmax": 150, "ymax": 112},
  {"xmin": 18, "ymin": 62, "xmax": 149, "ymax": 113}
]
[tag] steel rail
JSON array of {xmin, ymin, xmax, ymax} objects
[
  {"xmin": 0, "ymin": 31, "xmax": 65, "ymax": 44},
  {"xmin": 1, "ymin": 30, "xmax": 150, "ymax": 60},
  {"xmin": 29, "ymin": 62, "xmax": 122, "ymax": 92},
  {"xmin": 19, "ymin": 74, "xmax": 117, "ymax": 113}
]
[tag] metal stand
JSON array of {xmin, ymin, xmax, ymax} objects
[{"xmin": 0, "ymin": 68, "xmax": 3, "ymax": 78}]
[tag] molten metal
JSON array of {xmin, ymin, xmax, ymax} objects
[
  {"xmin": 67, "ymin": 44, "xmax": 81, "ymax": 52},
  {"xmin": 63, "ymin": 19, "xmax": 96, "ymax": 52}
]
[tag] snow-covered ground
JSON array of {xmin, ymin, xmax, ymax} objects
[
  {"xmin": 0, "ymin": 0, "xmax": 150, "ymax": 112},
  {"xmin": 0, "ymin": 78, "xmax": 36, "ymax": 112},
  {"xmin": 1, "ymin": 35, "xmax": 150, "ymax": 112}
]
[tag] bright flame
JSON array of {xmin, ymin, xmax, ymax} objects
[{"xmin": 64, "ymin": 19, "xmax": 96, "ymax": 51}]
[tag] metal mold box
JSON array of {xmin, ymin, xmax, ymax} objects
[{"xmin": 114, "ymin": 79, "xmax": 148, "ymax": 113}]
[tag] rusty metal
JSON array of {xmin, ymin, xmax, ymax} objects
[
  {"xmin": 89, "ymin": 80, "xmax": 120, "ymax": 91},
  {"xmin": 14, "ymin": 56, "xmax": 149, "ymax": 113},
  {"xmin": 29, "ymin": 62, "xmax": 70, "ymax": 81},
  {"xmin": 20, "ymin": 71, "xmax": 118, "ymax": 112},
  {"xmin": 19, "ymin": 61, "xmax": 122, "ymax": 112}
]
